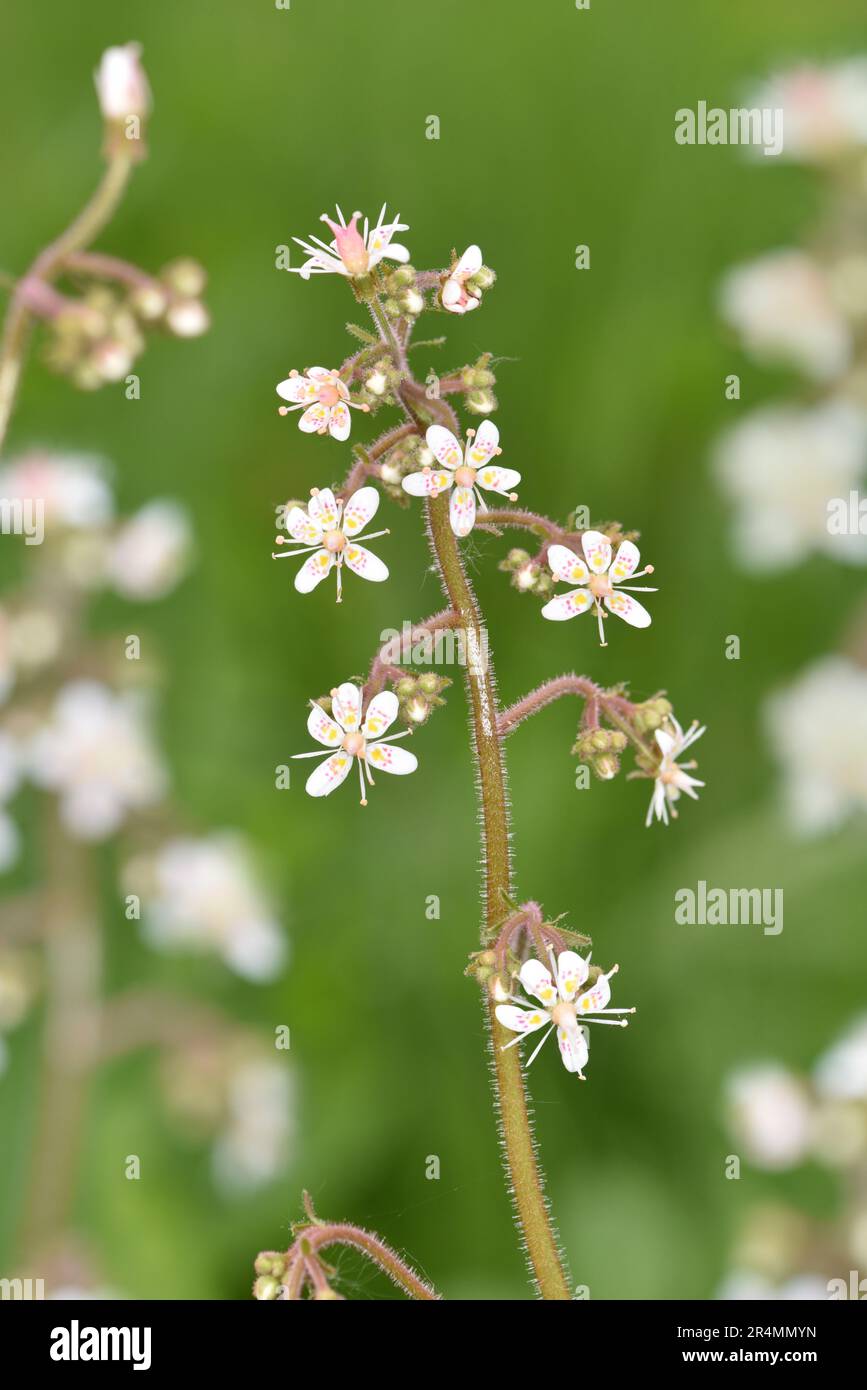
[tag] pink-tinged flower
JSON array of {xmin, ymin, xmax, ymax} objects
[
  {"xmin": 646, "ymin": 716, "xmax": 705, "ymax": 827},
  {"xmin": 401, "ymin": 421, "xmax": 520, "ymax": 537},
  {"xmin": 94, "ymin": 43, "xmax": 151, "ymax": 121},
  {"xmin": 275, "ymin": 367, "xmax": 368, "ymax": 441},
  {"xmin": 718, "ymin": 250, "xmax": 849, "ymax": 381},
  {"xmin": 541, "ymin": 532, "xmax": 656, "ymax": 646},
  {"xmin": 292, "ymin": 683, "xmax": 417, "ymax": 806},
  {"xmin": 289, "ymin": 204, "xmax": 410, "ymax": 280},
  {"xmin": 441, "ymin": 245, "xmax": 482, "ymax": 314},
  {"xmin": 495, "ymin": 948, "xmax": 634, "ymax": 1079},
  {"xmin": 273, "ymin": 486, "xmax": 389, "ymax": 602}
]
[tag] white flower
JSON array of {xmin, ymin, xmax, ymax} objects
[
  {"xmin": 293, "ymin": 682, "xmax": 416, "ymax": 805},
  {"xmin": 717, "ymin": 1271, "xmax": 829, "ymax": 1301},
  {"xmin": 137, "ymin": 833, "xmax": 285, "ymax": 982},
  {"xmin": 27, "ymin": 680, "xmax": 166, "ymax": 839},
  {"xmin": 0, "ymin": 451, "xmax": 113, "ymax": 531},
  {"xmin": 275, "ymin": 367, "xmax": 368, "ymax": 441},
  {"xmin": 94, "ymin": 43, "xmax": 151, "ymax": 121},
  {"xmin": 212, "ymin": 1058, "xmax": 294, "ymax": 1193},
  {"xmin": 646, "ymin": 716, "xmax": 705, "ymax": 826},
  {"xmin": 441, "ymin": 245, "xmax": 483, "ymax": 314},
  {"xmin": 815, "ymin": 1017, "xmax": 867, "ymax": 1101},
  {"xmin": 289, "ymin": 204, "xmax": 410, "ymax": 280},
  {"xmin": 726, "ymin": 1064, "xmax": 813, "ymax": 1170},
  {"xmin": 714, "ymin": 401, "xmax": 867, "ymax": 571},
  {"xmin": 106, "ymin": 499, "xmax": 192, "ymax": 600},
  {"xmin": 751, "ymin": 61, "xmax": 867, "ymax": 163},
  {"xmin": 401, "ymin": 421, "xmax": 520, "ymax": 537},
  {"xmin": 719, "ymin": 249, "xmax": 849, "ymax": 381},
  {"xmin": 0, "ymin": 731, "xmax": 21, "ymax": 872},
  {"xmin": 273, "ymin": 486, "xmax": 389, "ymax": 602},
  {"xmin": 765, "ymin": 657, "xmax": 867, "ymax": 835},
  {"xmin": 495, "ymin": 948, "xmax": 634, "ymax": 1078},
  {"xmin": 541, "ymin": 532, "xmax": 656, "ymax": 646}
]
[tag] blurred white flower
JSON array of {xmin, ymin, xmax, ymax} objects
[
  {"xmin": 751, "ymin": 61, "xmax": 867, "ymax": 163},
  {"xmin": 0, "ymin": 451, "xmax": 113, "ymax": 531},
  {"xmin": 94, "ymin": 43, "xmax": 150, "ymax": 122},
  {"xmin": 106, "ymin": 499, "xmax": 192, "ymax": 601},
  {"xmin": 726, "ymin": 1064, "xmax": 813, "ymax": 1169},
  {"xmin": 814, "ymin": 1016, "xmax": 867, "ymax": 1100},
  {"xmin": 718, "ymin": 1270, "xmax": 828, "ymax": 1300},
  {"xmin": 714, "ymin": 400, "xmax": 867, "ymax": 570},
  {"xmin": 765, "ymin": 657, "xmax": 867, "ymax": 835},
  {"xmin": 27, "ymin": 680, "xmax": 167, "ymax": 840},
  {"xmin": 137, "ymin": 833, "xmax": 285, "ymax": 982},
  {"xmin": 212, "ymin": 1058, "xmax": 294, "ymax": 1193},
  {"xmin": 719, "ymin": 249, "xmax": 850, "ymax": 380},
  {"xmin": 0, "ymin": 731, "xmax": 21, "ymax": 871}
]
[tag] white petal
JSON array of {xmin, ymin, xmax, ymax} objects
[
  {"xmin": 308, "ymin": 488, "xmax": 339, "ymax": 530},
  {"xmin": 342, "ymin": 486, "xmax": 380, "ymax": 537},
  {"xmin": 401, "ymin": 469, "xmax": 452, "ymax": 498},
  {"xmin": 307, "ymin": 703, "xmax": 344, "ymax": 747},
  {"xmin": 332, "ymin": 683, "xmax": 362, "ymax": 732},
  {"xmin": 557, "ymin": 1025, "xmax": 589, "ymax": 1075},
  {"xmin": 362, "ymin": 691, "xmax": 398, "ymax": 738},
  {"xmin": 577, "ymin": 972, "xmax": 612, "ymax": 1014},
  {"xmin": 454, "ymin": 244, "xmax": 483, "ymax": 278},
  {"xmin": 476, "ymin": 465, "xmax": 521, "ymax": 496},
  {"xmin": 519, "ymin": 958, "xmax": 558, "ymax": 1007},
  {"xmin": 298, "ymin": 402, "xmax": 330, "ymax": 434},
  {"xmin": 328, "ymin": 402, "xmax": 351, "ymax": 441},
  {"xmin": 540, "ymin": 589, "xmax": 593, "ymax": 621},
  {"xmin": 547, "ymin": 544, "xmax": 589, "ymax": 585},
  {"xmin": 557, "ymin": 951, "xmax": 590, "ymax": 1002},
  {"xmin": 610, "ymin": 539, "xmax": 641, "ymax": 583},
  {"xmin": 466, "ymin": 419, "xmax": 499, "ymax": 468},
  {"xmin": 344, "ymin": 542, "xmax": 389, "ymax": 582},
  {"xmin": 366, "ymin": 741, "xmax": 417, "ymax": 775},
  {"xmin": 581, "ymin": 530, "xmax": 612, "ymax": 574},
  {"xmin": 294, "ymin": 549, "xmax": 333, "ymax": 593},
  {"xmin": 305, "ymin": 751, "xmax": 353, "ymax": 797},
  {"xmin": 425, "ymin": 425, "xmax": 463, "ymax": 471},
  {"xmin": 450, "ymin": 485, "xmax": 476, "ymax": 537},
  {"xmin": 276, "ymin": 374, "xmax": 316, "ymax": 404},
  {"xmin": 285, "ymin": 506, "xmax": 321, "ymax": 545},
  {"xmin": 495, "ymin": 1004, "xmax": 548, "ymax": 1035},
  {"xmin": 604, "ymin": 591, "xmax": 652, "ymax": 628}
]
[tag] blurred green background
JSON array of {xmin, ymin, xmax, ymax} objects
[{"xmin": 1, "ymin": 0, "xmax": 866, "ymax": 1299}]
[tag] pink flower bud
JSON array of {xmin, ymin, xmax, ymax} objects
[{"xmin": 95, "ymin": 43, "xmax": 151, "ymax": 122}]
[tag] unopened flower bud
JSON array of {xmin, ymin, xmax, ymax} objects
[
  {"xmin": 162, "ymin": 258, "xmax": 208, "ymax": 298},
  {"xmin": 395, "ymin": 676, "xmax": 417, "ymax": 698},
  {"xmin": 465, "ymin": 388, "xmax": 497, "ymax": 415},
  {"xmin": 593, "ymin": 753, "xmax": 620, "ymax": 780},
  {"xmin": 418, "ymin": 672, "xmax": 447, "ymax": 696},
  {"xmin": 129, "ymin": 283, "xmax": 168, "ymax": 322},
  {"xmin": 400, "ymin": 287, "xmax": 424, "ymax": 316},
  {"xmin": 253, "ymin": 1276, "xmax": 281, "ymax": 1301},
  {"xmin": 470, "ymin": 265, "xmax": 496, "ymax": 290},
  {"xmin": 166, "ymin": 299, "xmax": 210, "ymax": 338},
  {"xmin": 95, "ymin": 43, "xmax": 151, "ymax": 122},
  {"xmin": 405, "ymin": 695, "xmax": 430, "ymax": 724},
  {"xmin": 366, "ymin": 369, "xmax": 389, "ymax": 396}
]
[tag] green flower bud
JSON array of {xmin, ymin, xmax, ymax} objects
[
  {"xmin": 253, "ymin": 1276, "xmax": 281, "ymax": 1301},
  {"xmin": 592, "ymin": 753, "xmax": 620, "ymax": 780},
  {"xmin": 465, "ymin": 388, "xmax": 497, "ymax": 415},
  {"xmin": 395, "ymin": 676, "xmax": 417, "ymax": 698}
]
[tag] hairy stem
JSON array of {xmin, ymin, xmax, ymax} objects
[
  {"xmin": 285, "ymin": 1221, "xmax": 441, "ymax": 1301},
  {"xmin": 498, "ymin": 674, "xmax": 604, "ymax": 737}
]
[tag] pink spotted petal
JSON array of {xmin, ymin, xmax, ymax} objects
[
  {"xmin": 609, "ymin": 539, "xmax": 641, "ymax": 583},
  {"xmin": 449, "ymin": 485, "xmax": 476, "ymax": 538},
  {"xmin": 582, "ymin": 529, "xmax": 612, "ymax": 574},
  {"xmin": 558, "ymin": 1025, "xmax": 589, "ymax": 1075},
  {"xmin": 556, "ymin": 951, "xmax": 590, "ymax": 1002},
  {"xmin": 328, "ymin": 402, "xmax": 351, "ymax": 441},
  {"xmin": 495, "ymin": 1004, "xmax": 548, "ymax": 1035},
  {"xmin": 540, "ymin": 589, "xmax": 594, "ymax": 621},
  {"xmin": 466, "ymin": 419, "xmax": 500, "ymax": 469},
  {"xmin": 332, "ymin": 683, "xmax": 362, "ymax": 732},
  {"xmin": 344, "ymin": 542, "xmax": 388, "ymax": 582},
  {"xmin": 298, "ymin": 402, "xmax": 330, "ymax": 434},
  {"xmin": 476, "ymin": 465, "xmax": 521, "ymax": 496},
  {"xmin": 307, "ymin": 703, "xmax": 344, "ymax": 748},
  {"xmin": 308, "ymin": 488, "xmax": 340, "ymax": 531},
  {"xmin": 342, "ymin": 486, "xmax": 380, "ymax": 537},
  {"xmin": 366, "ymin": 741, "xmax": 417, "ymax": 776},
  {"xmin": 362, "ymin": 691, "xmax": 398, "ymax": 739},
  {"xmin": 305, "ymin": 750, "xmax": 354, "ymax": 798},
  {"xmin": 425, "ymin": 425, "xmax": 463, "ymax": 471},
  {"xmin": 285, "ymin": 506, "xmax": 321, "ymax": 545},
  {"xmin": 546, "ymin": 544, "xmax": 589, "ymax": 585},
  {"xmin": 294, "ymin": 549, "xmax": 333, "ymax": 594},
  {"xmin": 519, "ymin": 958, "xmax": 558, "ymax": 1007},
  {"xmin": 401, "ymin": 469, "xmax": 453, "ymax": 498},
  {"xmin": 604, "ymin": 591, "xmax": 652, "ymax": 628},
  {"xmin": 577, "ymin": 973, "xmax": 612, "ymax": 1015}
]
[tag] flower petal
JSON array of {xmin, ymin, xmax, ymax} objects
[
  {"xmin": 276, "ymin": 374, "xmax": 316, "ymax": 404},
  {"xmin": 332, "ymin": 683, "xmax": 362, "ymax": 732},
  {"xmin": 610, "ymin": 539, "xmax": 641, "ymax": 583},
  {"xmin": 366, "ymin": 741, "xmax": 417, "ymax": 775},
  {"xmin": 519, "ymin": 958, "xmax": 558, "ymax": 1007},
  {"xmin": 454, "ymin": 245, "xmax": 483, "ymax": 278},
  {"xmin": 307, "ymin": 703, "xmax": 344, "ymax": 747},
  {"xmin": 298, "ymin": 403, "xmax": 330, "ymax": 434},
  {"xmin": 604, "ymin": 591, "xmax": 652, "ymax": 628},
  {"xmin": 450, "ymin": 485, "xmax": 476, "ymax": 537},
  {"xmin": 477, "ymin": 465, "xmax": 522, "ymax": 496},
  {"xmin": 362, "ymin": 691, "xmax": 398, "ymax": 738},
  {"xmin": 540, "ymin": 589, "xmax": 594, "ymax": 621},
  {"xmin": 305, "ymin": 750, "xmax": 353, "ymax": 797},
  {"xmin": 344, "ymin": 542, "xmax": 389, "ymax": 582},
  {"xmin": 285, "ymin": 506, "xmax": 321, "ymax": 545},
  {"xmin": 342, "ymin": 486, "xmax": 380, "ymax": 537},
  {"xmin": 495, "ymin": 1004, "xmax": 548, "ymax": 1035},
  {"xmin": 577, "ymin": 972, "xmax": 612, "ymax": 1014},
  {"xmin": 557, "ymin": 951, "xmax": 590, "ymax": 1001},
  {"xmin": 546, "ymin": 544, "xmax": 589, "ymax": 585},
  {"xmin": 557, "ymin": 1024, "xmax": 589, "ymax": 1075},
  {"xmin": 582, "ymin": 530, "xmax": 612, "ymax": 574},
  {"xmin": 425, "ymin": 425, "xmax": 463, "ymax": 471},
  {"xmin": 328, "ymin": 402, "xmax": 351, "ymax": 441},
  {"xmin": 401, "ymin": 469, "xmax": 452, "ymax": 498},
  {"xmin": 466, "ymin": 419, "xmax": 500, "ymax": 468},
  {"xmin": 308, "ymin": 488, "xmax": 340, "ymax": 530},
  {"xmin": 294, "ymin": 549, "xmax": 333, "ymax": 593}
]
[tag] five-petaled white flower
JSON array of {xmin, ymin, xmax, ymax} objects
[
  {"xmin": 646, "ymin": 716, "xmax": 706, "ymax": 827},
  {"xmin": 292, "ymin": 682, "xmax": 417, "ymax": 805},
  {"xmin": 273, "ymin": 486, "xmax": 389, "ymax": 602},
  {"xmin": 441, "ymin": 245, "xmax": 483, "ymax": 314},
  {"xmin": 401, "ymin": 421, "xmax": 520, "ymax": 537},
  {"xmin": 495, "ymin": 948, "xmax": 634, "ymax": 1078},
  {"xmin": 288, "ymin": 204, "xmax": 410, "ymax": 280},
  {"xmin": 275, "ymin": 367, "xmax": 368, "ymax": 441},
  {"xmin": 541, "ymin": 532, "xmax": 656, "ymax": 646}
]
